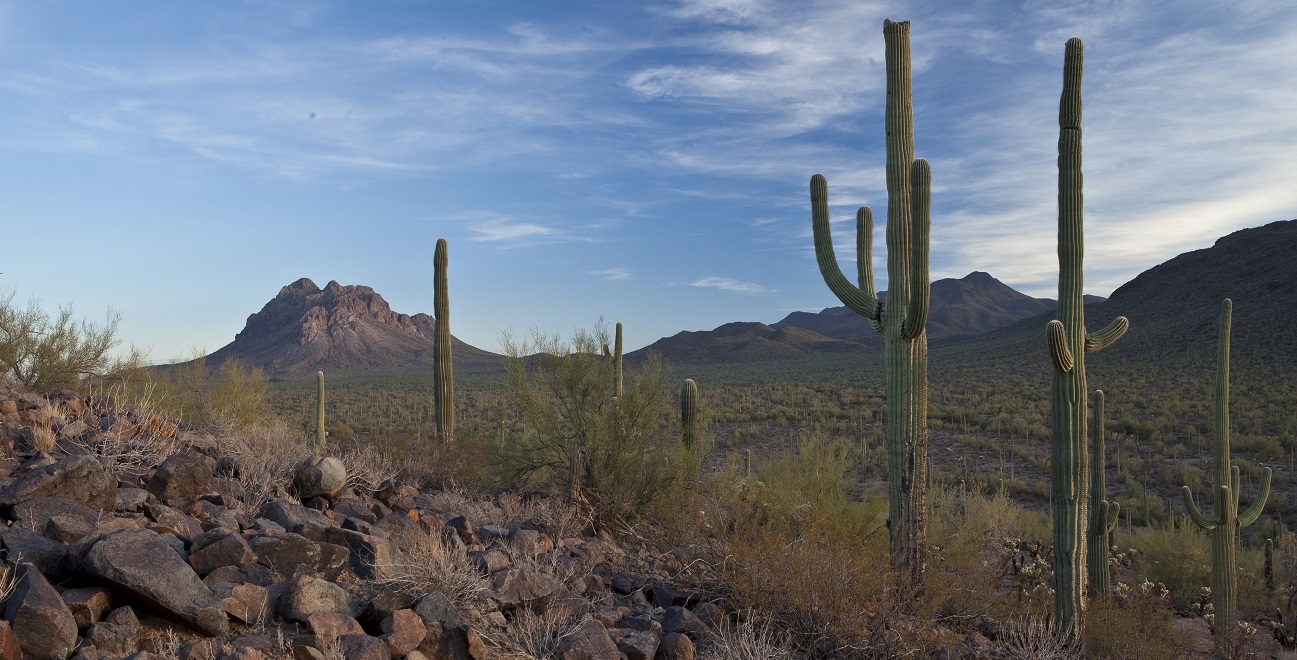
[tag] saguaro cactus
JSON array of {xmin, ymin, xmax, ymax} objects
[
  {"xmin": 1088, "ymin": 389, "xmax": 1119, "ymax": 595},
  {"xmin": 1045, "ymin": 37, "xmax": 1129, "ymax": 642},
  {"xmin": 614, "ymin": 322, "xmax": 624, "ymax": 399},
  {"xmin": 314, "ymin": 371, "xmax": 326, "ymax": 453},
  {"xmin": 680, "ymin": 378, "xmax": 699, "ymax": 449},
  {"xmin": 810, "ymin": 18, "xmax": 931, "ymax": 581},
  {"xmin": 434, "ymin": 238, "xmax": 454, "ymax": 442},
  {"xmin": 1182, "ymin": 299, "xmax": 1272, "ymax": 657}
]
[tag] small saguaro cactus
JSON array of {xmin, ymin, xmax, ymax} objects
[
  {"xmin": 433, "ymin": 238, "xmax": 454, "ymax": 442},
  {"xmin": 314, "ymin": 371, "xmax": 326, "ymax": 453},
  {"xmin": 614, "ymin": 322, "xmax": 624, "ymax": 399},
  {"xmin": 1045, "ymin": 36, "xmax": 1129, "ymax": 643},
  {"xmin": 810, "ymin": 18, "xmax": 931, "ymax": 583},
  {"xmin": 1182, "ymin": 298, "xmax": 1272, "ymax": 658},
  {"xmin": 1088, "ymin": 389, "xmax": 1120, "ymax": 595},
  {"xmin": 680, "ymin": 378, "xmax": 700, "ymax": 449}
]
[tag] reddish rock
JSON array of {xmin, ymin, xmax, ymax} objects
[
  {"xmin": 553, "ymin": 618, "xmax": 619, "ymax": 660},
  {"xmin": 62, "ymin": 586, "xmax": 113, "ymax": 628},
  {"xmin": 307, "ymin": 611, "xmax": 366, "ymax": 644},
  {"xmin": 655, "ymin": 633, "xmax": 694, "ymax": 660},
  {"xmin": 380, "ymin": 609, "xmax": 427, "ymax": 656}
]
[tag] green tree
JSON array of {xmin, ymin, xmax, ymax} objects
[
  {"xmin": 0, "ymin": 290, "xmax": 144, "ymax": 392},
  {"xmin": 500, "ymin": 321, "xmax": 679, "ymax": 520}
]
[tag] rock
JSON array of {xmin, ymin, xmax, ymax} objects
[
  {"xmin": 412, "ymin": 591, "xmax": 478, "ymax": 660},
  {"xmin": 259, "ymin": 498, "xmax": 337, "ymax": 537},
  {"xmin": 0, "ymin": 621, "xmax": 21, "ymax": 660},
  {"xmin": 146, "ymin": 452, "xmax": 215, "ymax": 502},
  {"xmin": 553, "ymin": 618, "xmax": 619, "ymax": 660},
  {"xmin": 0, "ymin": 527, "xmax": 72, "ymax": 579},
  {"xmin": 614, "ymin": 629, "xmax": 660, "ymax": 660},
  {"xmin": 86, "ymin": 606, "xmax": 141, "ymax": 656},
  {"xmin": 490, "ymin": 568, "xmax": 560, "ymax": 612},
  {"xmin": 212, "ymin": 582, "xmax": 270, "ymax": 625},
  {"xmin": 293, "ymin": 456, "xmax": 347, "ymax": 499},
  {"xmin": 306, "ymin": 611, "xmax": 365, "ymax": 644},
  {"xmin": 380, "ymin": 609, "xmax": 427, "ymax": 657},
  {"xmin": 279, "ymin": 575, "xmax": 356, "ymax": 624},
  {"xmin": 4, "ymin": 562, "xmax": 78, "ymax": 660},
  {"xmin": 655, "ymin": 633, "xmax": 694, "ymax": 660},
  {"xmin": 249, "ymin": 532, "xmax": 323, "ymax": 579},
  {"xmin": 62, "ymin": 586, "xmax": 114, "ymax": 628},
  {"xmin": 12, "ymin": 495, "xmax": 102, "ymax": 531},
  {"xmin": 469, "ymin": 548, "xmax": 512, "ymax": 575},
  {"xmin": 80, "ymin": 527, "xmax": 229, "ymax": 636},
  {"xmin": 445, "ymin": 516, "xmax": 473, "ymax": 545},
  {"xmin": 0, "ymin": 454, "xmax": 116, "ymax": 511},
  {"xmin": 659, "ymin": 606, "xmax": 708, "ymax": 636},
  {"xmin": 339, "ymin": 634, "xmax": 391, "ymax": 660},
  {"xmin": 187, "ymin": 530, "xmax": 257, "ymax": 576}
]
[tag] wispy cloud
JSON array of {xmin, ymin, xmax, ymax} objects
[
  {"xmin": 590, "ymin": 268, "xmax": 632, "ymax": 281},
  {"xmin": 691, "ymin": 276, "xmax": 772, "ymax": 294}
]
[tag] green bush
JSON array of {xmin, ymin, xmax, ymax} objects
[
  {"xmin": 0, "ymin": 290, "xmax": 144, "ymax": 392},
  {"xmin": 496, "ymin": 321, "xmax": 685, "ymax": 521}
]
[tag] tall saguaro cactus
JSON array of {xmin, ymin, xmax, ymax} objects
[
  {"xmin": 680, "ymin": 378, "xmax": 699, "ymax": 449},
  {"xmin": 314, "ymin": 371, "xmax": 326, "ymax": 453},
  {"xmin": 1045, "ymin": 37, "xmax": 1129, "ymax": 643},
  {"xmin": 1183, "ymin": 299, "xmax": 1272, "ymax": 658},
  {"xmin": 1088, "ymin": 389, "xmax": 1119, "ymax": 595},
  {"xmin": 434, "ymin": 238, "xmax": 454, "ymax": 442},
  {"xmin": 810, "ymin": 18, "xmax": 931, "ymax": 581}
]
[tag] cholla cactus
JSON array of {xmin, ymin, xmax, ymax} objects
[
  {"xmin": 1182, "ymin": 299, "xmax": 1272, "ymax": 658},
  {"xmin": 810, "ymin": 18, "xmax": 931, "ymax": 582}
]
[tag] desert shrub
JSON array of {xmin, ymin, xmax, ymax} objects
[
  {"xmin": 1124, "ymin": 525, "xmax": 1211, "ymax": 608},
  {"xmin": 696, "ymin": 616, "xmax": 793, "ymax": 659},
  {"xmin": 0, "ymin": 290, "xmax": 145, "ymax": 392},
  {"xmin": 1084, "ymin": 580, "xmax": 1189, "ymax": 658},
  {"xmin": 497, "ymin": 321, "xmax": 687, "ymax": 522},
  {"xmin": 142, "ymin": 354, "xmax": 272, "ymax": 430}
]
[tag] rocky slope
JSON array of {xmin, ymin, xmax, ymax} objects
[{"xmin": 0, "ymin": 388, "xmax": 723, "ymax": 660}]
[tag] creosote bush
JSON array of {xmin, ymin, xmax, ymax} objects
[{"xmin": 498, "ymin": 321, "xmax": 696, "ymax": 522}]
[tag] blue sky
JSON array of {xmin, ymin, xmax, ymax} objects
[{"xmin": 3, "ymin": 1, "xmax": 1295, "ymax": 360}]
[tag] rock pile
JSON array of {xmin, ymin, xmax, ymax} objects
[{"xmin": 0, "ymin": 389, "xmax": 723, "ymax": 660}]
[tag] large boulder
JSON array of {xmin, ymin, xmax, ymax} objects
[
  {"xmin": 79, "ymin": 527, "xmax": 229, "ymax": 636},
  {"xmin": 293, "ymin": 456, "xmax": 347, "ymax": 499},
  {"xmin": 146, "ymin": 452, "xmax": 216, "ymax": 502},
  {"xmin": 553, "ymin": 618, "xmax": 620, "ymax": 660},
  {"xmin": 0, "ymin": 454, "xmax": 116, "ymax": 511}
]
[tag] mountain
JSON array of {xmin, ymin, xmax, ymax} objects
[
  {"xmin": 205, "ymin": 278, "xmax": 500, "ymax": 377},
  {"xmin": 635, "ymin": 322, "xmax": 866, "ymax": 365},
  {"xmin": 935, "ymin": 219, "xmax": 1297, "ymax": 374},
  {"xmin": 773, "ymin": 271, "xmax": 1064, "ymax": 342}
]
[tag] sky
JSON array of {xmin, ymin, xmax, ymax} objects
[{"xmin": 2, "ymin": 1, "xmax": 1295, "ymax": 361}]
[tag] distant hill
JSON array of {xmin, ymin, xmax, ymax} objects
[
  {"xmin": 633, "ymin": 322, "xmax": 866, "ymax": 365},
  {"xmin": 773, "ymin": 271, "xmax": 1063, "ymax": 342},
  {"xmin": 204, "ymin": 278, "xmax": 500, "ymax": 377},
  {"xmin": 935, "ymin": 219, "xmax": 1297, "ymax": 376}
]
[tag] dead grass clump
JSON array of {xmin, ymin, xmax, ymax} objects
[
  {"xmin": 486, "ymin": 609, "xmax": 581, "ymax": 660},
  {"xmin": 220, "ymin": 419, "xmax": 312, "ymax": 511},
  {"xmin": 369, "ymin": 530, "xmax": 488, "ymax": 609},
  {"xmin": 696, "ymin": 616, "xmax": 793, "ymax": 660},
  {"xmin": 999, "ymin": 616, "xmax": 1080, "ymax": 659}
]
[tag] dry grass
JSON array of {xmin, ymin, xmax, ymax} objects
[
  {"xmin": 369, "ymin": 529, "xmax": 489, "ymax": 609},
  {"xmin": 219, "ymin": 420, "xmax": 312, "ymax": 511},
  {"xmin": 697, "ymin": 616, "xmax": 794, "ymax": 660},
  {"xmin": 486, "ymin": 609, "xmax": 582, "ymax": 660},
  {"xmin": 999, "ymin": 616, "xmax": 1080, "ymax": 659}
]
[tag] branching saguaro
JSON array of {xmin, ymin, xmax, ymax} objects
[
  {"xmin": 810, "ymin": 18, "xmax": 931, "ymax": 582},
  {"xmin": 1046, "ymin": 37, "xmax": 1129, "ymax": 643},
  {"xmin": 1182, "ymin": 299, "xmax": 1272, "ymax": 658},
  {"xmin": 433, "ymin": 238, "xmax": 454, "ymax": 442}
]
